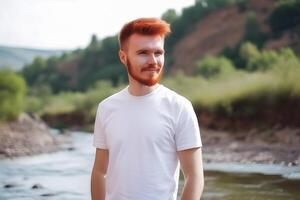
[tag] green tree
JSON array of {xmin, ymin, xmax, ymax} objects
[
  {"xmin": 0, "ymin": 69, "xmax": 27, "ymax": 121},
  {"xmin": 195, "ymin": 56, "xmax": 236, "ymax": 78},
  {"xmin": 243, "ymin": 12, "xmax": 267, "ymax": 47},
  {"xmin": 89, "ymin": 34, "xmax": 99, "ymax": 48},
  {"xmin": 22, "ymin": 56, "xmax": 46, "ymax": 86},
  {"xmin": 161, "ymin": 9, "xmax": 178, "ymax": 24},
  {"xmin": 269, "ymin": 0, "xmax": 300, "ymax": 34}
]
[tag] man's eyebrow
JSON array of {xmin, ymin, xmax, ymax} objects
[
  {"xmin": 136, "ymin": 49, "xmax": 165, "ymax": 53},
  {"xmin": 156, "ymin": 49, "xmax": 165, "ymax": 53},
  {"xmin": 136, "ymin": 49, "xmax": 148, "ymax": 53}
]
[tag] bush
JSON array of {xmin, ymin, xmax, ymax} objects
[
  {"xmin": 0, "ymin": 70, "xmax": 27, "ymax": 121},
  {"xmin": 35, "ymin": 80, "xmax": 119, "ymax": 122},
  {"xmin": 195, "ymin": 56, "xmax": 236, "ymax": 79},
  {"xmin": 239, "ymin": 42, "xmax": 260, "ymax": 67},
  {"xmin": 239, "ymin": 42, "xmax": 299, "ymax": 71}
]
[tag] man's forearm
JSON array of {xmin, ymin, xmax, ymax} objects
[
  {"xmin": 180, "ymin": 176, "xmax": 204, "ymax": 200},
  {"xmin": 91, "ymin": 170, "xmax": 106, "ymax": 200}
]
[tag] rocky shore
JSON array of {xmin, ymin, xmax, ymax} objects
[
  {"xmin": 1, "ymin": 113, "xmax": 299, "ymax": 167},
  {"xmin": 201, "ymin": 126, "xmax": 300, "ymax": 166},
  {"xmin": 0, "ymin": 113, "xmax": 70, "ymax": 159}
]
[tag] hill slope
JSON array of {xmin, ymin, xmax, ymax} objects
[
  {"xmin": 0, "ymin": 45, "xmax": 67, "ymax": 71},
  {"xmin": 170, "ymin": 0, "xmax": 299, "ymax": 74}
]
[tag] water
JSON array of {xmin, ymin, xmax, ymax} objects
[
  {"xmin": 200, "ymin": 171, "xmax": 300, "ymax": 200},
  {"xmin": 0, "ymin": 132, "xmax": 299, "ymax": 200}
]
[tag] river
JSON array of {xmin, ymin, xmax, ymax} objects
[{"xmin": 0, "ymin": 131, "xmax": 299, "ymax": 200}]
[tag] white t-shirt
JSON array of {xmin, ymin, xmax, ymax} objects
[{"xmin": 93, "ymin": 84, "xmax": 202, "ymax": 200}]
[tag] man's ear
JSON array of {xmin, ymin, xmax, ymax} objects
[{"xmin": 119, "ymin": 50, "xmax": 127, "ymax": 65}]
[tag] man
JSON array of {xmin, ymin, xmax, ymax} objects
[{"xmin": 91, "ymin": 18, "xmax": 204, "ymax": 200}]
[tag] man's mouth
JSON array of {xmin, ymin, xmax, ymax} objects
[{"xmin": 142, "ymin": 67, "xmax": 160, "ymax": 72}]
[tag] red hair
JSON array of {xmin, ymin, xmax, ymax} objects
[{"xmin": 118, "ymin": 18, "xmax": 171, "ymax": 50}]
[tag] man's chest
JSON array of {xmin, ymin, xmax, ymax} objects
[{"xmin": 103, "ymin": 104, "xmax": 176, "ymax": 149}]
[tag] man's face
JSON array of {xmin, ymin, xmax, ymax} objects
[{"xmin": 120, "ymin": 34, "xmax": 165, "ymax": 86}]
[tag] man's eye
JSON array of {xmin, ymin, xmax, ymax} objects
[
  {"xmin": 139, "ymin": 52, "xmax": 147, "ymax": 55},
  {"xmin": 155, "ymin": 52, "xmax": 163, "ymax": 56}
]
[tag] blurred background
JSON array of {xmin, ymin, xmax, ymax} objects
[{"xmin": 1, "ymin": 0, "xmax": 300, "ymax": 199}]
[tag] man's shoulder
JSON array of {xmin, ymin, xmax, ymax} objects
[
  {"xmin": 161, "ymin": 85, "xmax": 191, "ymax": 103},
  {"xmin": 160, "ymin": 85, "xmax": 192, "ymax": 106}
]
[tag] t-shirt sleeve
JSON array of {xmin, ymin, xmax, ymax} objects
[
  {"xmin": 175, "ymin": 99, "xmax": 202, "ymax": 151},
  {"xmin": 93, "ymin": 103, "xmax": 108, "ymax": 149}
]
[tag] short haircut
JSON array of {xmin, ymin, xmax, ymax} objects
[{"xmin": 118, "ymin": 18, "xmax": 171, "ymax": 50}]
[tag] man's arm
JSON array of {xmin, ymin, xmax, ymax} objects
[
  {"xmin": 91, "ymin": 148, "xmax": 109, "ymax": 200},
  {"xmin": 177, "ymin": 147, "xmax": 204, "ymax": 200}
]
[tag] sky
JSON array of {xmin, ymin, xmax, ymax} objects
[{"xmin": 0, "ymin": 0, "xmax": 195, "ymax": 50}]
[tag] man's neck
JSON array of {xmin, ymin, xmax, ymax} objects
[{"xmin": 128, "ymin": 82, "xmax": 160, "ymax": 96}]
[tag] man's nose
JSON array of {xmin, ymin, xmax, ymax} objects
[{"xmin": 147, "ymin": 54, "xmax": 158, "ymax": 65}]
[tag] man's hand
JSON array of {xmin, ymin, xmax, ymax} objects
[
  {"xmin": 91, "ymin": 148, "xmax": 109, "ymax": 200},
  {"xmin": 177, "ymin": 147, "xmax": 204, "ymax": 200}
]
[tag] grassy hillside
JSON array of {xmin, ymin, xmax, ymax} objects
[{"xmin": 21, "ymin": 45, "xmax": 300, "ymax": 131}]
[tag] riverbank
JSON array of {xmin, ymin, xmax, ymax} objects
[
  {"xmin": 0, "ymin": 113, "xmax": 70, "ymax": 159},
  {"xmin": 1, "ymin": 113, "xmax": 299, "ymax": 167},
  {"xmin": 201, "ymin": 126, "xmax": 300, "ymax": 166}
]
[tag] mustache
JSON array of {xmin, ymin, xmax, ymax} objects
[{"xmin": 141, "ymin": 65, "xmax": 161, "ymax": 72}]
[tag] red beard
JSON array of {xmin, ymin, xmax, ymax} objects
[{"xmin": 126, "ymin": 59, "xmax": 163, "ymax": 86}]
